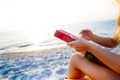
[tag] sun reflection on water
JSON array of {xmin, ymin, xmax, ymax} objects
[{"xmin": 23, "ymin": 27, "xmax": 52, "ymax": 45}]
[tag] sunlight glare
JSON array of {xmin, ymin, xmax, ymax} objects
[
  {"xmin": 0, "ymin": 0, "xmax": 118, "ymax": 32},
  {"xmin": 24, "ymin": 26, "xmax": 50, "ymax": 45}
]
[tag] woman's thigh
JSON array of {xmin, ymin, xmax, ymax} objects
[{"xmin": 69, "ymin": 52, "xmax": 120, "ymax": 80}]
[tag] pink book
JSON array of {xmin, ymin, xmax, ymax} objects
[{"xmin": 54, "ymin": 30, "xmax": 77, "ymax": 42}]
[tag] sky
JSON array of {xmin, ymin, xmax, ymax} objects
[{"xmin": 0, "ymin": 0, "xmax": 119, "ymax": 31}]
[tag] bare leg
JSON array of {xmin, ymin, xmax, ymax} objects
[
  {"xmin": 68, "ymin": 53, "xmax": 85, "ymax": 79},
  {"xmin": 68, "ymin": 52, "xmax": 120, "ymax": 80}
]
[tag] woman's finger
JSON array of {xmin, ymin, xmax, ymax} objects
[
  {"xmin": 79, "ymin": 29, "xmax": 90, "ymax": 34},
  {"xmin": 67, "ymin": 40, "xmax": 78, "ymax": 47},
  {"xmin": 75, "ymin": 47, "xmax": 86, "ymax": 53}
]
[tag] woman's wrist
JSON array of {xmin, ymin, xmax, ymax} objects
[
  {"xmin": 87, "ymin": 41, "xmax": 94, "ymax": 52},
  {"xmin": 90, "ymin": 33, "xmax": 96, "ymax": 41}
]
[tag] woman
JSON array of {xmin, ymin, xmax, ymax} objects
[{"xmin": 67, "ymin": 0, "xmax": 120, "ymax": 80}]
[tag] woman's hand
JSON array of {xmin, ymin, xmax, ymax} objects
[
  {"xmin": 79, "ymin": 29, "xmax": 93, "ymax": 41},
  {"xmin": 67, "ymin": 38, "xmax": 90, "ymax": 53}
]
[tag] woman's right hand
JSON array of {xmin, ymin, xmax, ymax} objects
[
  {"xmin": 79, "ymin": 29, "xmax": 93, "ymax": 41},
  {"xmin": 67, "ymin": 38, "xmax": 90, "ymax": 53}
]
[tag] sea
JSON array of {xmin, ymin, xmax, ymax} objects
[
  {"xmin": 0, "ymin": 20, "xmax": 116, "ymax": 53},
  {"xmin": 0, "ymin": 20, "xmax": 119, "ymax": 80}
]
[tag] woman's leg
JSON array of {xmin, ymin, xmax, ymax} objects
[
  {"xmin": 68, "ymin": 53, "xmax": 85, "ymax": 79},
  {"xmin": 68, "ymin": 52, "xmax": 120, "ymax": 80}
]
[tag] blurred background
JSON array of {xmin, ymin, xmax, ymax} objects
[
  {"xmin": 0, "ymin": 0, "xmax": 118, "ymax": 53},
  {"xmin": 0, "ymin": 0, "xmax": 118, "ymax": 31}
]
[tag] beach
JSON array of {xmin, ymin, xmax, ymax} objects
[
  {"xmin": 0, "ymin": 0, "xmax": 118, "ymax": 78},
  {"xmin": 0, "ymin": 46, "xmax": 76, "ymax": 80},
  {"xmin": 0, "ymin": 46, "xmax": 120, "ymax": 80},
  {"xmin": 0, "ymin": 20, "xmax": 119, "ymax": 80}
]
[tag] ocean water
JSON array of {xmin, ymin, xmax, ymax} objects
[
  {"xmin": 0, "ymin": 20, "xmax": 119, "ymax": 80},
  {"xmin": 0, "ymin": 20, "xmax": 116, "ymax": 53}
]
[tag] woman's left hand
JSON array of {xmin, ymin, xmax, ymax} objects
[{"xmin": 67, "ymin": 38, "xmax": 90, "ymax": 53}]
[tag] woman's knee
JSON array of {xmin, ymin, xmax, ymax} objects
[{"xmin": 69, "ymin": 52, "xmax": 84, "ymax": 65}]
